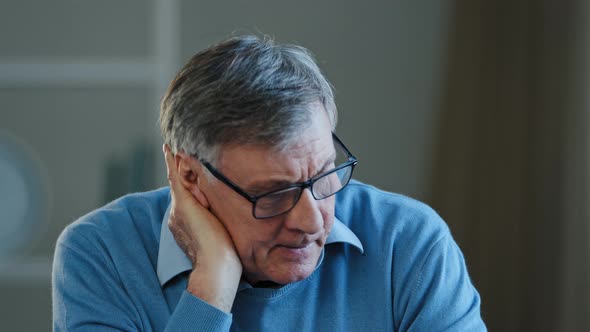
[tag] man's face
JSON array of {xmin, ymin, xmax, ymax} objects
[{"xmin": 200, "ymin": 107, "xmax": 336, "ymax": 285}]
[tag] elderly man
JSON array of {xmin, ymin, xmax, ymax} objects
[{"xmin": 53, "ymin": 35, "xmax": 486, "ymax": 331}]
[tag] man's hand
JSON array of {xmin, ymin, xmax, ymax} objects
[{"xmin": 163, "ymin": 144, "xmax": 243, "ymax": 313}]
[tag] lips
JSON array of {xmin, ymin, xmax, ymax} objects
[
  {"xmin": 278, "ymin": 242, "xmax": 312, "ymax": 249},
  {"xmin": 273, "ymin": 242, "xmax": 314, "ymax": 260}
]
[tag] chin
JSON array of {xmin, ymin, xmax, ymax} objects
[
  {"xmin": 268, "ymin": 260, "xmax": 318, "ymax": 285},
  {"xmin": 248, "ymin": 245, "xmax": 323, "ymax": 285}
]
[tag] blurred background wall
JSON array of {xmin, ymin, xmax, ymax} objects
[{"xmin": 0, "ymin": 0, "xmax": 588, "ymax": 331}]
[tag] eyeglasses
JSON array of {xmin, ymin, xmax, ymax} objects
[{"xmin": 200, "ymin": 133, "xmax": 358, "ymax": 219}]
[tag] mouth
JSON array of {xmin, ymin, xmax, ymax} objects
[
  {"xmin": 278, "ymin": 242, "xmax": 312, "ymax": 249},
  {"xmin": 273, "ymin": 242, "xmax": 314, "ymax": 260}
]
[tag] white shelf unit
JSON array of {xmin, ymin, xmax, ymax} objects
[
  {"xmin": 0, "ymin": 0, "xmax": 180, "ymax": 282},
  {"xmin": 0, "ymin": 258, "xmax": 53, "ymax": 283}
]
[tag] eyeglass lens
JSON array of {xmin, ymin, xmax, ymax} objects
[{"xmin": 254, "ymin": 163, "xmax": 353, "ymax": 218}]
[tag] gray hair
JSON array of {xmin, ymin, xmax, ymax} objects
[{"xmin": 159, "ymin": 35, "xmax": 337, "ymax": 164}]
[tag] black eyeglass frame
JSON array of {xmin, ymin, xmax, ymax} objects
[{"xmin": 199, "ymin": 132, "xmax": 358, "ymax": 219}]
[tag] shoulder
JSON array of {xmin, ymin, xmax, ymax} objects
[
  {"xmin": 335, "ymin": 180, "xmax": 449, "ymax": 246},
  {"xmin": 56, "ymin": 187, "xmax": 170, "ymax": 256},
  {"xmin": 335, "ymin": 180, "xmax": 453, "ymax": 285},
  {"xmin": 334, "ymin": 181, "xmax": 485, "ymax": 330},
  {"xmin": 53, "ymin": 188, "xmax": 171, "ymax": 330}
]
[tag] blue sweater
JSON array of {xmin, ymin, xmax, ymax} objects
[{"xmin": 52, "ymin": 181, "xmax": 486, "ymax": 331}]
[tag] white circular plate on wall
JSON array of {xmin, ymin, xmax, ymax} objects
[{"xmin": 0, "ymin": 131, "xmax": 50, "ymax": 257}]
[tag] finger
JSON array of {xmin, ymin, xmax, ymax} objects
[
  {"xmin": 163, "ymin": 144, "xmax": 178, "ymax": 185},
  {"xmin": 163, "ymin": 144, "xmax": 192, "ymax": 201}
]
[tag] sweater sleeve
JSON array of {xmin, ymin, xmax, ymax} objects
[
  {"xmin": 396, "ymin": 233, "xmax": 487, "ymax": 332},
  {"xmin": 52, "ymin": 226, "xmax": 232, "ymax": 331}
]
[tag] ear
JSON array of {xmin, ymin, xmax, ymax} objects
[{"xmin": 174, "ymin": 152, "xmax": 210, "ymax": 209}]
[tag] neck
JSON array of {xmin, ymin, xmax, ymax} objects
[{"xmin": 252, "ymin": 280, "xmax": 283, "ymax": 289}]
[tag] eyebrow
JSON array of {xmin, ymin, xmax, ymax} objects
[{"xmin": 246, "ymin": 152, "xmax": 337, "ymax": 195}]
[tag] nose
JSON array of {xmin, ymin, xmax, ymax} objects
[{"xmin": 282, "ymin": 189, "xmax": 324, "ymax": 234}]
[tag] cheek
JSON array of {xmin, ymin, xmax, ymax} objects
[
  {"xmin": 207, "ymin": 190, "xmax": 259, "ymax": 246},
  {"xmin": 207, "ymin": 182, "xmax": 251, "ymax": 225},
  {"xmin": 321, "ymin": 197, "xmax": 336, "ymax": 231},
  {"xmin": 220, "ymin": 209, "xmax": 281, "ymax": 262}
]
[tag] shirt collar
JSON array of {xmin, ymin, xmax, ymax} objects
[{"xmin": 156, "ymin": 205, "xmax": 364, "ymax": 286}]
